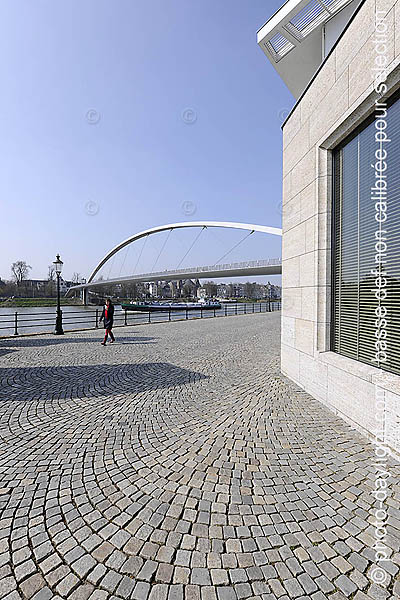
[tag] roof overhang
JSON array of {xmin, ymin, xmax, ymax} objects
[{"xmin": 257, "ymin": 0, "xmax": 362, "ymax": 99}]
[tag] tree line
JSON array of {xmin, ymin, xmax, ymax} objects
[{"xmin": 0, "ymin": 261, "xmax": 82, "ymax": 298}]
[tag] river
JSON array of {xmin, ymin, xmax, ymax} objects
[{"xmin": 0, "ymin": 303, "xmax": 277, "ymax": 337}]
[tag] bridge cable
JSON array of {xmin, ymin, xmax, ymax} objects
[
  {"xmin": 151, "ymin": 228, "xmax": 173, "ymax": 273},
  {"xmin": 176, "ymin": 226, "xmax": 206, "ymax": 270},
  {"xmin": 107, "ymin": 253, "xmax": 116, "ymax": 280},
  {"xmin": 214, "ymin": 230, "xmax": 254, "ymax": 265},
  {"xmin": 132, "ymin": 234, "xmax": 149, "ymax": 275},
  {"xmin": 118, "ymin": 244, "xmax": 130, "ymax": 277}
]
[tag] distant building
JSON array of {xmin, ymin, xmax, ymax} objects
[
  {"xmin": 213, "ymin": 281, "xmax": 281, "ymax": 300},
  {"xmin": 216, "ymin": 284, "xmax": 229, "ymax": 298},
  {"xmin": 22, "ymin": 278, "xmax": 73, "ymax": 295},
  {"xmin": 147, "ymin": 279, "xmax": 200, "ymax": 299}
]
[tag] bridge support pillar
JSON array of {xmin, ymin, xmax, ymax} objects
[{"xmin": 82, "ymin": 289, "xmax": 88, "ymax": 306}]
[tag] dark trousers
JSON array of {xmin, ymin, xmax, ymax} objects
[{"xmin": 103, "ymin": 328, "xmax": 115, "ymax": 343}]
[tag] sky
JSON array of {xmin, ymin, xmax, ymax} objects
[{"xmin": 1, "ymin": 0, "xmax": 294, "ymax": 284}]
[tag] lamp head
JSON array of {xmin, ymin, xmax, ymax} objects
[{"xmin": 53, "ymin": 254, "xmax": 63, "ymax": 274}]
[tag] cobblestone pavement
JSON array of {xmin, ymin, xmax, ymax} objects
[{"xmin": 0, "ymin": 312, "xmax": 399, "ymax": 600}]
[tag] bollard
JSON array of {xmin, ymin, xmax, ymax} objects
[
  {"xmin": 148, "ymin": 310, "xmax": 151, "ymax": 323},
  {"xmin": 169, "ymin": 309, "xmax": 171, "ymax": 322},
  {"xmin": 213, "ymin": 308, "xmax": 216, "ymax": 318},
  {"xmin": 201, "ymin": 308, "xmax": 203, "ymax": 319},
  {"xmin": 235, "ymin": 304, "xmax": 238, "ymax": 315},
  {"xmin": 95, "ymin": 309, "xmax": 99, "ymax": 328},
  {"xmin": 244, "ymin": 304, "xmax": 247, "ymax": 314},
  {"xmin": 124, "ymin": 310, "xmax": 127, "ymax": 326},
  {"xmin": 269, "ymin": 300, "xmax": 271, "ymax": 312},
  {"xmin": 224, "ymin": 305, "xmax": 227, "ymax": 317},
  {"xmin": 186, "ymin": 308, "xmax": 188, "ymax": 320},
  {"xmin": 14, "ymin": 312, "xmax": 18, "ymax": 336}
]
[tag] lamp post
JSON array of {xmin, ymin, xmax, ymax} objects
[{"xmin": 54, "ymin": 254, "xmax": 64, "ymax": 335}]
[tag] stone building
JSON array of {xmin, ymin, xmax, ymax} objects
[
  {"xmin": 258, "ymin": 0, "xmax": 400, "ymax": 453},
  {"xmin": 147, "ymin": 279, "xmax": 200, "ymax": 299}
]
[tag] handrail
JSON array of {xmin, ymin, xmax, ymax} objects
[{"xmin": 0, "ymin": 301, "xmax": 281, "ymax": 337}]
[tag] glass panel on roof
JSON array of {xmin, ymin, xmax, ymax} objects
[
  {"xmin": 321, "ymin": 0, "xmax": 351, "ymax": 13},
  {"xmin": 266, "ymin": 32, "xmax": 295, "ymax": 62},
  {"xmin": 285, "ymin": 0, "xmax": 329, "ymax": 39}
]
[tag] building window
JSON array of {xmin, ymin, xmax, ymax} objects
[{"xmin": 332, "ymin": 94, "xmax": 400, "ymax": 375}]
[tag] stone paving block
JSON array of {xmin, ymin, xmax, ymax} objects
[
  {"xmin": 185, "ymin": 585, "xmax": 201, "ymax": 600},
  {"xmin": 217, "ymin": 588, "xmax": 237, "ymax": 600},
  {"xmin": 55, "ymin": 573, "xmax": 79, "ymax": 597},
  {"xmin": 31, "ymin": 589, "xmax": 53, "ymax": 600},
  {"xmin": 169, "ymin": 584, "xmax": 184, "ymax": 600},
  {"xmin": 132, "ymin": 580, "xmax": 151, "ymax": 599},
  {"xmin": 0, "ymin": 577, "xmax": 17, "ymax": 596},
  {"xmin": 149, "ymin": 584, "xmax": 169, "ymax": 600},
  {"xmin": 367, "ymin": 584, "xmax": 390, "ymax": 599},
  {"xmin": 190, "ymin": 568, "xmax": 211, "ymax": 586},
  {"xmin": 68, "ymin": 583, "xmax": 95, "ymax": 600},
  {"xmin": 201, "ymin": 588, "xmax": 217, "ymax": 600},
  {"xmin": 283, "ymin": 577, "xmax": 304, "ymax": 598},
  {"xmin": 156, "ymin": 562, "xmax": 174, "ymax": 583},
  {"xmin": 98, "ymin": 570, "xmax": 122, "ymax": 593},
  {"xmin": 86, "ymin": 564, "xmax": 106, "ymax": 585}
]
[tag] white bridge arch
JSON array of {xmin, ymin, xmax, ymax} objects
[
  {"xmin": 87, "ymin": 221, "xmax": 282, "ymax": 284},
  {"xmin": 66, "ymin": 221, "xmax": 282, "ymax": 297}
]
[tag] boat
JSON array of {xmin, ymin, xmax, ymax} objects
[{"xmin": 121, "ymin": 299, "xmax": 221, "ymax": 312}]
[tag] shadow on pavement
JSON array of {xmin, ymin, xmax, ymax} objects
[
  {"xmin": 0, "ymin": 348, "xmax": 19, "ymax": 358},
  {"xmin": 0, "ymin": 362, "xmax": 207, "ymax": 402}
]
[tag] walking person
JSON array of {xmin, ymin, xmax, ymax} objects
[{"xmin": 99, "ymin": 298, "xmax": 115, "ymax": 345}]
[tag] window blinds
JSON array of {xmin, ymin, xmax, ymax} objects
[{"xmin": 332, "ymin": 95, "xmax": 400, "ymax": 375}]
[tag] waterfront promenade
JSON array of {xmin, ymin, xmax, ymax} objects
[{"xmin": 0, "ymin": 313, "xmax": 399, "ymax": 600}]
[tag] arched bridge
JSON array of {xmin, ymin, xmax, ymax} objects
[{"xmin": 66, "ymin": 221, "xmax": 282, "ymax": 298}]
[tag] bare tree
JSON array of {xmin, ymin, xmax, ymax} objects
[
  {"xmin": 11, "ymin": 261, "xmax": 32, "ymax": 286},
  {"xmin": 48, "ymin": 265, "xmax": 56, "ymax": 281},
  {"xmin": 72, "ymin": 272, "xmax": 82, "ymax": 284}
]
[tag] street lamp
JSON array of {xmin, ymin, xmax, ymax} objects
[{"xmin": 53, "ymin": 253, "xmax": 64, "ymax": 335}]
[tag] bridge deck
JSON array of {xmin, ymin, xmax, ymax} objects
[
  {"xmin": 0, "ymin": 313, "xmax": 398, "ymax": 599},
  {"xmin": 68, "ymin": 259, "xmax": 282, "ymax": 293}
]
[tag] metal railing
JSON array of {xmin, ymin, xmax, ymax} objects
[
  {"xmin": 67, "ymin": 258, "xmax": 282, "ymax": 291},
  {"xmin": 129, "ymin": 258, "xmax": 282, "ymax": 278},
  {"xmin": 0, "ymin": 301, "xmax": 281, "ymax": 338}
]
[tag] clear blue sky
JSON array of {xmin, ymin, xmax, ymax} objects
[{"xmin": 1, "ymin": 0, "xmax": 293, "ymax": 283}]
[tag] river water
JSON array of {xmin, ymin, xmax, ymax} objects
[{"xmin": 0, "ymin": 303, "xmax": 278, "ymax": 337}]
